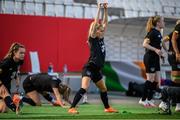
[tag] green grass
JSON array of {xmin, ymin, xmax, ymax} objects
[{"xmin": 0, "ymin": 104, "xmax": 180, "ymax": 119}]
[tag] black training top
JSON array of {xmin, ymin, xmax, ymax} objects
[
  {"xmin": 166, "ymin": 32, "xmax": 173, "ymax": 52},
  {"xmin": 88, "ymin": 36, "xmax": 106, "ymax": 68},
  {"xmin": 27, "ymin": 74, "xmax": 61, "ymax": 92},
  {"xmin": 145, "ymin": 28, "xmax": 162, "ymax": 55},
  {"xmin": 0, "ymin": 58, "xmax": 23, "ymax": 89}
]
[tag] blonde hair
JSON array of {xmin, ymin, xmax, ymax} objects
[
  {"xmin": 146, "ymin": 15, "xmax": 161, "ymax": 32},
  {"xmin": 88, "ymin": 21, "xmax": 103, "ymax": 38},
  {"xmin": 176, "ymin": 20, "xmax": 180, "ymax": 25},
  {"xmin": 4, "ymin": 42, "xmax": 25, "ymax": 59},
  {"xmin": 88, "ymin": 22, "xmax": 95, "ymax": 38}
]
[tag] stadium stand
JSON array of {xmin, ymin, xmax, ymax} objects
[
  {"xmin": 0, "ymin": 0, "xmax": 179, "ymax": 62},
  {"xmin": 1, "ymin": 0, "xmax": 180, "ymax": 18},
  {"xmin": 1, "ymin": 0, "xmax": 179, "ymax": 63},
  {"xmin": 105, "ymin": 17, "xmax": 177, "ymax": 61}
]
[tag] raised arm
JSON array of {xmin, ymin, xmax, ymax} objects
[
  {"xmin": 95, "ymin": 3, "xmax": 101, "ymax": 23},
  {"xmin": 102, "ymin": 3, "xmax": 108, "ymax": 28},
  {"xmin": 90, "ymin": 3, "xmax": 101, "ymax": 38}
]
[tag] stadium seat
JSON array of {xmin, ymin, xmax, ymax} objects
[
  {"xmin": 84, "ymin": 6, "xmax": 93, "ymax": 18},
  {"xmin": 175, "ymin": 0, "xmax": 180, "ymax": 7},
  {"xmin": 35, "ymin": 3, "xmax": 43, "ymax": 15},
  {"xmin": 137, "ymin": 0, "xmax": 148, "ymax": 12},
  {"xmin": 152, "ymin": 0, "xmax": 162, "ymax": 13},
  {"xmin": 130, "ymin": 0, "xmax": 141, "ymax": 11},
  {"xmin": 55, "ymin": 4, "xmax": 64, "ymax": 17},
  {"xmin": 175, "ymin": 7, "xmax": 180, "ymax": 14},
  {"xmin": 45, "ymin": 4, "xmax": 55, "ymax": 16},
  {"xmin": 24, "ymin": 2, "xmax": 35, "ymax": 15},
  {"xmin": 160, "ymin": 0, "xmax": 169, "ymax": 6},
  {"xmin": 91, "ymin": 5, "xmax": 98, "ymax": 18},
  {"xmin": 73, "ymin": 4, "xmax": 84, "ymax": 18},
  {"xmin": 163, "ymin": 6, "xmax": 175, "ymax": 15},
  {"xmin": 115, "ymin": 0, "xmax": 125, "ymax": 8},
  {"xmin": 14, "ymin": 1, "xmax": 22, "ymax": 14},
  {"xmin": 33, "ymin": 0, "xmax": 44, "ymax": 3},
  {"xmin": 146, "ymin": 1, "xmax": 156, "ymax": 12},
  {"xmin": 44, "ymin": 0, "xmax": 55, "ymax": 4},
  {"xmin": 64, "ymin": 0, "xmax": 74, "ymax": 4},
  {"xmin": 54, "ymin": 0, "xmax": 65, "ymax": 4},
  {"xmin": 4, "ymin": 0, "xmax": 15, "ymax": 14},
  {"xmin": 139, "ymin": 11, "xmax": 151, "ymax": 17},
  {"xmin": 65, "ymin": 5, "xmax": 74, "ymax": 17}
]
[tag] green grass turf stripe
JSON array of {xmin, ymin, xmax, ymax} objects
[{"xmin": 0, "ymin": 104, "xmax": 180, "ymax": 119}]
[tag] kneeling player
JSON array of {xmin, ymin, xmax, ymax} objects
[
  {"xmin": 22, "ymin": 73, "xmax": 71, "ymax": 107},
  {"xmin": 159, "ymin": 86, "xmax": 180, "ymax": 114}
]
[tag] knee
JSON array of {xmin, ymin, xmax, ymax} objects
[
  {"xmin": 146, "ymin": 75, "xmax": 155, "ymax": 81},
  {"xmin": 35, "ymin": 103, "xmax": 42, "ymax": 106},
  {"xmin": 0, "ymin": 89, "xmax": 10, "ymax": 99},
  {"xmin": 99, "ymin": 87, "xmax": 107, "ymax": 92},
  {"xmin": 79, "ymin": 88, "xmax": 87, "ymax": 94},
  {"xmin": 161, "ymin": 88, "xmax": 168, "ymax": 101},
  {"xmin": 0, "ymin": 101, "xmax": 7, "ymax": 113},
  {"xmin": 81, "ymin": 87, "xmax": 88, "ymax": 91},
  {"xmin": 33, "ymin": 100, "xmax": 41, "ymax": 106}
]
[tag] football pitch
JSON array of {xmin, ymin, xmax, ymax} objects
[{"xmin": 0, "ymin": 104, "xmax": 180, "ymax": 120}]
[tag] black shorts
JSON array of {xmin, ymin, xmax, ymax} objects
[
  {"xmin": 168, "ymin": 53, "xmax": 180, "ymax": 71},
  {"xmin": 23, "ymin": 76, "xmax": 36, "ymax": 94},
  {"xmin": 143, "ymin": 53, "xmax": 160, "ymax": 73},
  {"xmin": 82, "ymin": 62, "xmax": 103, "ymax": 83}
]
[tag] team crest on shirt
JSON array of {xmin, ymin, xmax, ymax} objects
[
  {"xmin": 52, "ymin": 76, "xmax": 57, "ymax": 80},
  {"xmin": 99, "ymin": 41, "xmax": 105, "ymax": 53},
  {"xmin": 150, "ymin": 67, "xmax": 155, "ymax": 72},
  {"xmin": 101, "ymin": 45, "xmax": 105, "ymax": 53},
  {"xmin": 11, "ymin": 72, "xmax": 17, "ymax": 79},
  {"xmin": 9, "ymin": 68, "xmax": 13, "ymax": 71},
  {"xmin": 86, "ymin": 70, "xmax": 91, "ymax": 76}
]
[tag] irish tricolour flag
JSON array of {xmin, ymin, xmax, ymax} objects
[{"xmin": 102, "ymin": 61, "xmax": 146, "ymax": 91}]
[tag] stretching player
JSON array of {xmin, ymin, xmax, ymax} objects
[
  {"xmin": 0, "ymin": 43, "xmax": 25, "ymax": 114},
  {"xmin": 68, "ymin": 3, "xmax": 118, "ymax": 114},
  {"xmin": 22, "ymin": 73, "xmax": 71, "ymax": 107}
]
